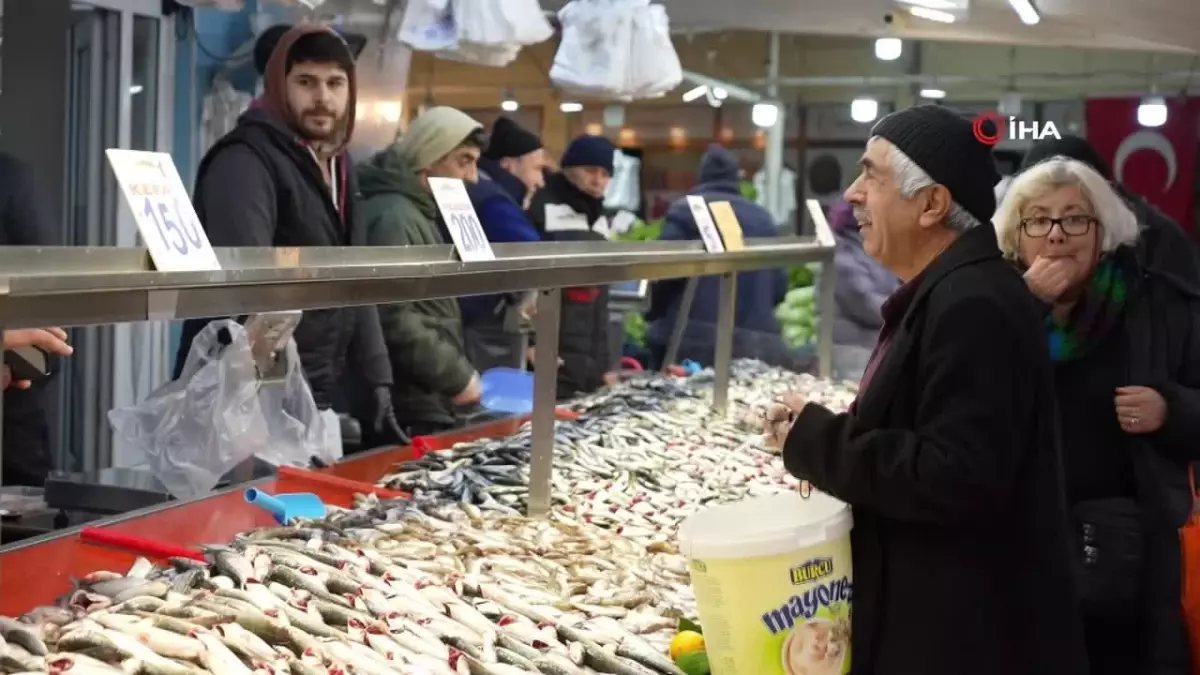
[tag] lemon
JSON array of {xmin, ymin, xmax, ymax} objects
[{"xmin": 670, "ymin": 630, "xmax": 706, "ymax": 660}]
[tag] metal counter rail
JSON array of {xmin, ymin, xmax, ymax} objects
[{"xmin": 0, "ymin": 236, "xmax": 833, "ymax": 523}]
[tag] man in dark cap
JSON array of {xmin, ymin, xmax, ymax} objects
[
  {"xmin": 1020, "ymin": 133, "xmax": 1200, "ymax": 286},
  {"xmin": 460, "ymin": 117, "xmax": 546, "ymax": 371},
  {"xmin": 763, "ymin": 105, "xmax": 1088, "ymax": 675},
  {"xmin": 177, "ymin": 25, "xmax": 406, "ymax": 448},
  {"xmin": 526, "ymin": 135, "xmax": 619, "ymax": 398}
]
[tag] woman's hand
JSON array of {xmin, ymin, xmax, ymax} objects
[
  {"xmin": 1115, "ymin": 386, "xmax": 1167, "ymax": 434},
  {"xmin": 1024, "ymin": 256, "xmax": 1073, "ymax": 304},
  {"xmin": 763, "ymin": 392, "xmax": 808, "ymax": 448}
]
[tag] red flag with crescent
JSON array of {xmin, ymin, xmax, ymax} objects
[{"xmin": 1085, "ymin": 97, "xmax": 1200, "ymax": 233}]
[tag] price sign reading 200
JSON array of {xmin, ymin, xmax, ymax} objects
[{"xmin": 143, "ymin": 197, "xmax": 204, "ymax": 255}]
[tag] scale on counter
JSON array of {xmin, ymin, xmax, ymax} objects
[{"xmin": 43, "ymin": 458, "xmax": 279, "ymax": 515}]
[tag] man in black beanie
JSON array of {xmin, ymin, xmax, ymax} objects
[
  {"xmin": 1019, "ymin": 133, "xmax": 1200, "ymax": 286},
  {"xmin": 762, "ymin": 105, "xmax": 1088, "ymax": 675}
]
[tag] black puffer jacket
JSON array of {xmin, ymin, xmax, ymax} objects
[
  {"xmin": 174, "ymin": 107, "xmax": 392, "ymax": 407},
  {"xmin": 527, "ymin": 173, "xmax": 613, "ymax": 398}
]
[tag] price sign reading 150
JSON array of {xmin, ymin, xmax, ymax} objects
[{"xmin": 131, "ymin": 182, "xmax": 203, "ymax": 256}]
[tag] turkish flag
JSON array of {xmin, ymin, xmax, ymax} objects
[{"xmin": 1085, "ymin": 97, "xmax": 1200, "ymax": 232}]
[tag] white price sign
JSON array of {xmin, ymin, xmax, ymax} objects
[
  {"xmin": 107, "ymin": 150, "xmax": 221, "ymax": 272},
  {"xmin": 428, "ymin": 177, "xmax": 494, "ymax": 262},
  {"xmin": 686, "ymin": 195, "xmax": 725, "ymax": 253}
]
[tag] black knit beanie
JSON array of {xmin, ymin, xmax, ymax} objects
[
  {"xmin": 561, "ymin": 135, "xmax": 616, "ymax": 175},
  {"xmin": 484, "ymin": 117, "xmax": 543, "ymax": 160},
  {"xmin": 870, "ymin": 104, "xmax": 1000, "ymax": 225},
  {"xmin": 1019, "ymin": 134, "xmax": 1112, "ymax": 179}
]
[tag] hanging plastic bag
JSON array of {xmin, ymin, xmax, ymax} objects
[
  {"xmin": 550, "ymin": 0, "xmax": 635, "ymax": 98},
  {"xmin": 625, "ymin": 3, "xmax": 682, "ymax": 99},
  {"xmin": 398, "ymin": 0, "xmax": 460, "ymax": 52},
  {"xmin": 437, "ymin": 41, "xmax": 522, "ymax": 68},
  {"xmin": 108, "ymin": 320, "xmax": 329, "ymax": 500},
  {"xmin": 457, "ymin": 0, "xmax": 553, "ymax": 47}
]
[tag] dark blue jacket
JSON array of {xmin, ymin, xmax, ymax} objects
[
  {"xmin": 646, "ymin": 180, "xmax": 789, "ymax": 364},
  {"xmin": 460, "ymin": 159, "xmax": 540, "ymax": 325}
]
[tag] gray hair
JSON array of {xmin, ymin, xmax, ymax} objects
[
  {"xmin": 992, "ymin": 156, "xmax": 1139, "ymax": 260},
  {"xmin": 870, "ymin": 136, "xmax": 982, "ymax": 232}
]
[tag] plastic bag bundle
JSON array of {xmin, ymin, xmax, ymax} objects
[
  {"xmin": 550, "ymin": 0, "xmax": 683, "ymax": 101},
  {"xmin": 108, "ymin": 320, "xmax": 331, "ymax": 499},
  {"xmin": 398, "ymin": 0, "xmax": 552, "ymax": 68}
]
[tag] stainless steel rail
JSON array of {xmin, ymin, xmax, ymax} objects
[{"xmin": 0, "ymin": 236, "xmax": 835, "ymax": 520}]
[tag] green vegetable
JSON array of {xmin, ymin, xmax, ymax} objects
[
  {"xmin": 739, "ymin": 180, "xmax": 758, "ymax": 201},
  {"xmin": 624, "ymin": 312, "xmax": 648, "ymax": 348},
  {"xmin": 675, "ymin": 651, "xmax": 711, "ymax": 675},
  {"xmin": 785, "ymin": 286, "xmax": 815, "ymax": 304},
  {"xmin": 677, "ymin": 617, "xmax": 703, "ymax": 634},
  {"xmin": 615, "ymin": 218, "xmax": 664, "ymax": 242}
]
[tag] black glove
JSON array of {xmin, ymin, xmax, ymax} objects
[{"xmin": 371, "ymin": 386, "xmax": 410, "ymax": 445}]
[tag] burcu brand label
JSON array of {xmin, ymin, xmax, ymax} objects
[{"xmin": 687, "ymin": 538, "xmax": 853, "ymax": 675}]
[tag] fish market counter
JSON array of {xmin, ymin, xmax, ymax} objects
[{"xmin": 0, "ymin": 420, "xmax": 525, "ymax": 615}]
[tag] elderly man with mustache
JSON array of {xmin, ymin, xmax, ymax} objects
[{"xmin": 763, "ymin": 106, "xmax": 1088, "ymax": 675}]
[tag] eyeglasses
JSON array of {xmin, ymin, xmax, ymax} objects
[{"xmin": 1020, "ymin": 215, "xmax": 1097, "ymax": 238}]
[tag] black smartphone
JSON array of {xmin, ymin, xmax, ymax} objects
[{"xmin": 5, "ymin": 345, "xmax": 54, "ymax": 383}]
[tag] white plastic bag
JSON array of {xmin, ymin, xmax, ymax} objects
[
  {"xmin": 457, "ymin": 0, "xmax": 553, "ymax": 47},
  {"xmin": 108, "ymin": 320, "xmax": 330, "ymax": 499},
  {"xmin": 398, "ymin": 0, "xmax": 460, "ymax": 52},
  {"xmin": 626, "ymin": 4, "xmax": 682, "ymax": 98}
]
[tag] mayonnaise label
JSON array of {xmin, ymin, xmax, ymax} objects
[{"xmin": 688, "ymin": 536, "xmax": 853, "ymax": 675}]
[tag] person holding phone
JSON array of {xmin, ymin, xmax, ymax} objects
[{"xmin": 2, "ymin": 328, "xmax": 72, "ymax": 389}]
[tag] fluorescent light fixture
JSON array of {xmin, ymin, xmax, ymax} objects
[
  {"xmin": 874, "ymin": 38, "xmax": 902, "ymax": 61},
  {"xmin": 1007, "ymin": 0, "xmax": 1041, "ymax": 25},
  {"xmin": 712, "ymin": 87, "xmax": 727, "ymax": 100},
  {"xmin": 895, "ymin": 0, "xmax": 958, "ymax": 9},
  {"xmin": 682, "ymin": 85, "xmax": 707, "ymax": 102},
  {"xmin": 751, "ymin": 102, "xmax": 779, "ymax": 128},
  {"xmin": 909, "ymin": 6, "xmax": 956, "ymax": 22},
  {"xmin": 129, "ymin": 84, "xmax": 144, "ymax": 94},
  {"xmin": 850, "ymin": 98, "xmax": 879, "ymax": 123},
  {"xmin": 501, "ymin": 98, "xmax": 519, "ymax": 112},
  {"xmin": 376, "ymin": 101, "xmax": 402, "ymax": 123},
  {"xmin": 920, "ymin": 88, "xmax": 947, "ymax": 99},
  {"xmin": 560, "ymin": 101, "xmax": 583, "ymax": 113},
  {"xmin": 1137, "ymin": 96, "xmax": 1168, "ymax": 127}
]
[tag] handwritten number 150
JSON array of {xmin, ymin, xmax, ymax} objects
[{"xmin": 144, "ymin": 198, "xmax": 203, "ymax": 255}]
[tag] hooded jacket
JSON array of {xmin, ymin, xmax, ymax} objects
[
  {"xmin": 646, "ymin": 146, "xmax": 790, "ymax": 367},
  {"xmin": 175, "ymin": 25, "xmax": 391, "ymax": 409},
  {"xmin": 357, "ymin": 147, "xmax": 476, "ymax": 428}
]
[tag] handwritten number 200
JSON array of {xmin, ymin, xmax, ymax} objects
[{"xmin": 144, "ymin": 198, "xmax": 203, "ymax": 255}]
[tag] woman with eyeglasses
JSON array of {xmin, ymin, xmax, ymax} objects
[{"xmin": 994, "ymin": 155, "xmax": 1200, "ymax": 675}]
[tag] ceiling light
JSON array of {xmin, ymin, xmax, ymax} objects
[
  {"xmin": 895, "ymin": 0, "xmax": 958, "ymax": 9},
  {"xmin": 874, "ymin": 38, "xmax": 902, "ymax": 61},
  {"xmin": 1137, "ymin": 96, "xmax": 1168, "ymax": 127},
  {"xmin": 1007, "ymin": 0, "xmax": 1041, "ymax": 25},
  {"xmin": 682, "ymin": 85, "xmax": 707, "ymax": 103},
  {"xmin": 376, "ymin": 101, "xmax": 402, "ymax": 123},
  {"xmin": 129, "ymin": 84, "xmax": 144, "ymax": 95},
  {"xmin": 711, "ymin": 87, "xmax": 728, "ymax": 100},
  {"xmin": 920, "ymin": 88, "xmax": 946, "ymax": 99},
  {"xmin": 560, "ymin": 101, "xmax": 583, "ymax": 113},
  {"xmin": 908, "ymin": 6, "xmax": 956, "ymax": 22},
  {"xmin": 751, "ymin": 102, "xmax": 780, "ymax": 128},
  {"xmin": 851, "ymin": 98, "xmax": 879, "ymax": 123},
  {"xmin": 501, "ymin": 91, "xmax": 519, "ymax": 112}
]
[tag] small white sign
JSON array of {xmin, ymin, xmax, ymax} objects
[
  {"xmin": 428, "ymin": 177, "xmax": 495, "ymax": 262},
  {"xmin": 805, "ymin": 199, "xmax": 836, "ymax": 248},
  {"xmin": 107, "ymin": 150, "xmax": 221, "ymax": 272},
  {"xmin": 687, "ymin": 195, "xmax": 725, "ymax": 253}
]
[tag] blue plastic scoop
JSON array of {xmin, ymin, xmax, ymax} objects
[
  {"xmin": 245, "ymin": 488, "xmax": 326, "ymax": 525},
  {"xmin": 480, "ymin": 367, "xmax": 535, "ymax": 415}
]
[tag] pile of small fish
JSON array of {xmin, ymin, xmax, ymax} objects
[
  {"xmin": 0, "ymin": 497, "xmax": 693, "ymax": 675},
  {"xmin": 0, "ymin": 361, "xmax": 860, "ymax": 675}
]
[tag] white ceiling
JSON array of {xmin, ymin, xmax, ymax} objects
[{"xmin": 541, "ymin": 0, "xmax": 1200, "ymax": 54}]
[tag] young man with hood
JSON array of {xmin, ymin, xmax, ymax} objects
[
  {"xmin": 357, "ymin": 106, "xmax": 486, "ymax": 436},
  {"xmin": 526, "ymin": 136, "xmax": 619, "ymax": 399},
  {"xmin": 460, "ymin": 117, "xmax": 545, "ymax": 371},
  {"xmin": 645, "ymin": 145, "xmax": 790, "ymax": 369},
  {"xmin": 176, "ymin": 25, "xmax": 405, "ymax": 445}
]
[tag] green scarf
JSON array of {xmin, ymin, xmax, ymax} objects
[{"xmin": 1046, "ymin": 248, "xmax": 1134, "ymax": 361}]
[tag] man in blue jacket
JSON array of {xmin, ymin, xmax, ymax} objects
[
  {"xmin": 646, "ymin": 145, "xmax": 790, "ymax": 369},
  {"xmin": 461, "ymin": 117, "xmax": 546, "ymax": 370}
]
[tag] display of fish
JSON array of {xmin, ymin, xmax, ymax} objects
[{"xmin": 0, "ymin": 360, "xmax": 859, "ymax": 675}]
